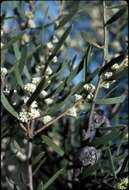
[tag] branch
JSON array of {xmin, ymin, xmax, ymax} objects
[
  {"xmin": 27, "ymin": 122, "xmax": 34, "ymax": 190},
  {"xmin": 34, "ymin": 98, "xmax": 84, "ymax": 135},
  {"xmin": 87, "ymin": 0, "xmax": 108, "ymax": 140}
]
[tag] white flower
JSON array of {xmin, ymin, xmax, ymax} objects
[
  {"xmin": 21, "ymin": 33, "xmax": 30, "ymax": 45},
  {"xmin": 123, "ymin": 56, "xmax": 128, "ymax": 67},
  {"xmin": 104, "ymin": 72, "xmax": 113, "ymax": 79},
  {"xmin": 36, "ymin": 65, "xmax": 45, "ymax": 73},
  {"xmin": 1, "ymin": 42, "xmax": 4, "ymax": 48},
  {"xmin": 44, "ymin": 98, "xmax": 53, "ymax": 105},
  {"xmin": 26, "ymin": 11, "xmax": 33, "ymax": 19},
  {"xmin": 52, "ymin": 36, "xmax": 59, "ymax": 43},
  {"xmin": 31, "ymin": 101, "xmax": 38, "ymax": 108},
  {"xmin": 67, "ymin": 106, "xmax": 77, "ymax": 117},
  {"xmin": 8, "ymin": 165, "xmax": 16, "ymax": 172},
  {"xmin": 101, "ymin": 82, "xmax": 110, "ymax": 89},
  {"xmin": 19, "ymin": 109, "xmax": 30, "ymax": 123},
  {"xmin": 28, "ymin": 19, "xmax": 36, "ymax": 28},
  {"xmin": 52, "ymin": 56, "xmax": 58, "ymax": 63},
  {"xmin": 29, "ymin": 108, "xmax": 40, "ymax": 119},
  {"xmin": 32, "ymin": 77, "xmax": 41, "ymax": 84},
  {"xmin": 42, "ymin": 115, "xmax": 52, "ymax": 124},
  {"xmin": 111, "ymin": 63, "xmax": 119, "ymax": 71},
  {"xmin": 83, "ymin": 84, "xmax": 91, "ymax": 91},
  {"xmin": 23, "ymin": 96, "xmax": 29, "ymax": 103},
  {"xmin": 1, "ymin": 29, "xmax": 4, "ymax": 36},
  {"xmin": 24, "ymin": 83, "xmax": 36, "ymax": 94},
  {"xmin": 74, "ymin": 94, "xmax": 83, "ymax": 101},
  {"xmin": 39, "ymin": 56, "xmax": 45, "ymax": 63},
  {"xmin": 1, "ymin": 67, "xmax": 7, "ymax": 78},
  {"xmin": 16, "ymin": 151, "xmax": 27, "ymax": 161},
  {"xmin": 46, "ymin": 66, "xmax": 53, "ymax": 75},
  {"xmin": 46, "ymin": 42, "xmax": 53, "ymax": 50},
  {"xmin": 83, "ymin": 83, "xmax": 95, "ymax": 93},
  {"xmin": 86, "ymin": 93, "xmax": 94, "ymax": 101},
  {"xmin": 41, "ymin": 90, "xmax": 48, "ymax": 97},
  {"xmin": 90, "ymin": 84, "xmax": 95, "ymax": 93}
]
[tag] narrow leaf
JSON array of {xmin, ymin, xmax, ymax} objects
[
  {"xmin": 32, "ymin": 152, "xmax": 45, "ymax": 166},
  {"xmin": 42, "ymin": 135, "xmax": 64, "ymax": 156},
  {"xmin": 105, "ymin": 8, "xmax": 127, "ymax": 26},
  {"xmin": 106, "ymin": 147, "xmax": 117, "ymax": 179},
  {"xmin": 81, "ymin": 32, "xmax": 103, "ymax": 49},
  {"xmin": 19, "ymin": 45, "xmax": 28, "ymax": 73},
  {"xmin": 14, "ymin": 63, "xmax": 24, "ymax": 87},
  {"xmin": 83, "ymin": 44, "xmax": 92, "ymax": 82},
  {"xmin": 96, "ymin": 94, "xmax": 126, "ymax": 105},
  {"xmin": 1, "ymin": 92, "xmax": 19, "ymax": 119},
  {"xmin": 2, "ymin": 32, "xmax": 24, "ymax": 50},
  {"xmin": 43, "ymin": 168, "xmax": 64, "ymax": 190},
  {"xmin": 99, "ymin": 53, "xmax": 125, "ymax": 75},
  {"xmin": 26, "ymin": 26, "xmax": 71, "ymax": 107}
]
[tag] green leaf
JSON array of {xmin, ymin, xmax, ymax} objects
[
  {"xmin": 99, "ymin": 54, "xmax": 125, "ymax": 75},
  {"xmin": 43, "ymin": 168, "xmax": 64, "ymax": 190},
  {"xmin": 109, "ymin": 66, "xmax": 128, "ymax": 81},
  {"xmin": 32, "ymin": 152, "xmax": 45, "ymax": 166},
  {"xmin": 106, "ymin": 147, "xmax": 117, "ymax": 179},
  {"xmin": 91, "ymin": 128, "xmax": 121, "ymax": 146},
  {"xmin": 66, "ymin": 55, "xmax": 85, "ymax": 85},
  {"xmin": 105, "ymin": 8, "xmax": 127, "ymax": 26},
  {"xmin": 83, "ymin": 44, "xmax": 92, "ymax": 82},
  {"xmin": 96, "ymin": 94, "xmax": 126, "ymax": 105},
  {"xmin": 26, "ymin": 26, "xmax": 72, "ymax": 107},
  {"xmin": 27, "ymin": 44, "xmax": 41, "ymax": 61},
  {"xmin": 19, "ymin": 45, "xmax": 28, "ymax": 73},
  {"xmin": 1, "ymin": 32, "xmax": 24, "ymax": 50},
  {"xmin": 13, "ymin": 42, "xmax": 21, "ymax": 60},
  {"xmin": 33, "ymin": 157, "xmax": 46, "ymax": 176},
  {"xmin": 81, "ymin": 32, "xmax": 103, "ymax": 49},
  {"xmin": 1, "ymin": 92, "xmax": 19, "ymax": 119},
  {"xmin": 42, "ymin": 135, "xmax": 64, "ymax": 156},
  {"xmin": 14, "ymin": 62, "xmax": 24, "ymax": 88},
  {"xmin": 37, "ymin": 181, "xmax": 44, "ymax": 190}
]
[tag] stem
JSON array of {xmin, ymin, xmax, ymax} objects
[
  {"xmin": 35, "ymin": 110, "xmax": 68, "ymax": 135},
  {"xmin": 87, "ymin": 0, "xmax": 108, "ymax": 138},
  {"xmin": 27, "ymin": 122, "xmax": 34, "ymax": 190},
  {"xmin": 34, "ymin": 98, "xmax": 84, "ymax": 135},
  {"xmin": 28, "ymin": 137, "xmax": 33, "ymax": 190}
]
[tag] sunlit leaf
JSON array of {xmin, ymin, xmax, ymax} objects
[
  {"xmin": 43, "ymin": 168, "xmax": 64, "ymax": 190},
  {"xmin": 42, "ymin": 135, "xmax": 64, "ymax": 156},
  {"xmin": 96, "ymin": 94, "xmax": 126, "ymax": 105},
  {"xmin": 1, "ymin": 92, "xmax": 19, "ymax": 119}
]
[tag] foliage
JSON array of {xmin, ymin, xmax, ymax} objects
[{"xmin": 1, "ymin": 1, "xmax": 128, "ymax": 190}]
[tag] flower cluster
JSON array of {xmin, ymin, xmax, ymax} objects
[
  {"xmin": 21, "ymin": 33, "xmax": 30, "ymax": 45},
  {"xmin": 19, "ymin": 102, "xmax": 40, "ymax": 123},
  {"xmin": 24, "ymin": 83, "xmax": 36, "ymax": 94},
  {"xmin": 83, "ymin": 83, "xmax": 95, "ymax": 102},
  {"xmin": 116, "ymin": 177, "xmax": 128, "ymax": 190},
  {"xmin": 1, "ymin": 67, "xmax": 7, "ymax": 78},
  {"xmin": 46, "ymin": 35, "xmax": 59, "ymax": 63},
  {"xmin": 42, "ymin": 115, "xmax": 53, "ymax": 124},
  {"xmin": 67, "ymin": 106, "xmax": 78, "ymax": 117},
  {"xmin": 26, "ymin": 11, "xmax": 36, "ymax": 29}
]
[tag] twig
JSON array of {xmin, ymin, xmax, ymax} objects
[
  {"xmin": 34, "ymin": 98, "xmax": 84, "ymax": 135},
  {"xmin": 27, "ymin": 122, "xmax": 34, "ymax": 190},
  {"xmin": 87, "ymin": 0, "xmax": 108, "ymax": 139},
  {"xmin": 34, "ymin": 109, "xmax": 68, "ymax": 135}
]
